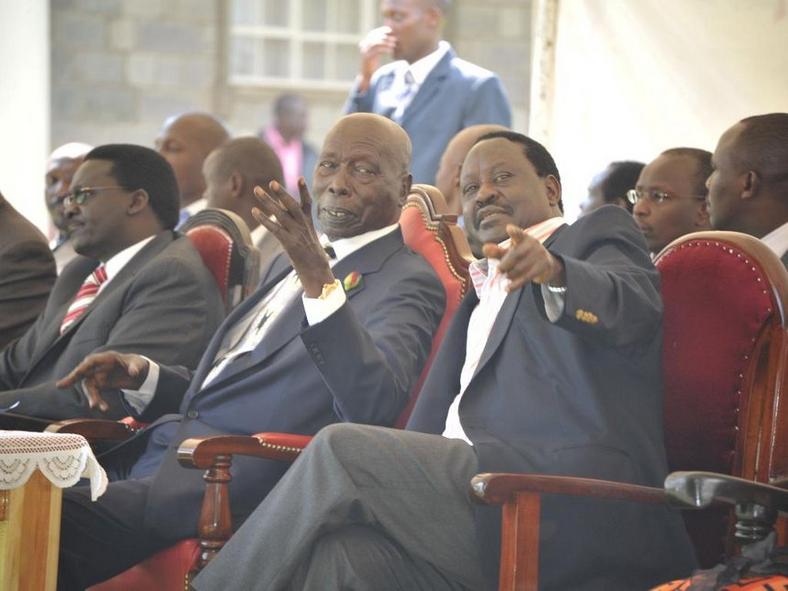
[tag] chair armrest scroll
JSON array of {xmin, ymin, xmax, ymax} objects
[
  {"xmin": 45, "ymin": 418, "xmax": 138, "ymax": 441},
  {"xmin": 177, "ymin": 432, "xmax": 312, "ymax": 470},
  {"xmin": 471, "ymin": 473, "xmax": 669, "ymax": 506}
]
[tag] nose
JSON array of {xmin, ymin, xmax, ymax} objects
[
  {"xmin": 327, "ymin": 166, "xmax": 350, "ymax": 197},
  {"xmin": 63, "ymin": 198, "xmax": 80, "ymax": 218},
  {"xmin": 632, "ymin": 198, "xmax": 649, "ymax": 218},
  {"xmin": 474, "ymin": 180, "xmax": 498, "ymax": 209}
]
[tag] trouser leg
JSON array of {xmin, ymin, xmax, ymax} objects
[
  {"xmin": 192, "ymin": 423, "xmax": 484, "ymax": 591},
  {"xmin": 57, "ymin": 477, "xmax": 170, "ymax": 591}
]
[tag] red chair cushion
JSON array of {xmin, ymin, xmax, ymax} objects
[
  {"xmin": 657, "ymin": 239, "xmax": 777, "ymax": 565},
  {"xmin": 186, "ymin": 226, "xmax": 233, "ymax": 303},
  {"xmin": 88, "ymin": 539, "xmax": 200, "ymax": 591}
]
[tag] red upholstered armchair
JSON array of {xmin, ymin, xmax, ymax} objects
[
  {"xmin": 180, "ymin": 207, "xmax": 261, "ymax": 312},
  {"xmin": 78, "ymin": 185, "xmax": 472, "ymax": 590},
  {"xmin": 470, "ymin": 231, "xmax": 788, "ymax": 590}
]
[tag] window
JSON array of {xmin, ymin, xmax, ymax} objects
[{"xmin": 229, "ymin": 0, "xmax": 378, "ymax": 90}]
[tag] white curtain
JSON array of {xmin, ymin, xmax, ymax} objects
[{"xmin": 537, "ymin": 0, "xmax": 788, "ymax": 220}]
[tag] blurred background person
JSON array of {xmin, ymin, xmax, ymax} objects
[{"xmin": 579, "ymin": 160, "xmax": 645, "ymax": 216}]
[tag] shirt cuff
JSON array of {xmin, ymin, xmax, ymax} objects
[
  {"xmin": 121, "ymin": 357, "xmax": 160, "ymax": 415},
  {"xmin": 302, "ymin": 282, "xmax": 347, "ymax": 325},
  {"xmin": 541, "ymin": 285, "xmax": 566, "ymax": 323}
]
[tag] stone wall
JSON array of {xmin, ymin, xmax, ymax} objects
[{"xmin": 51, "ymin": 0, "xmax": 531, "ymax": 151}]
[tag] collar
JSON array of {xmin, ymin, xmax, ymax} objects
[
  {"xmin": 403, "ymin": 41, "xmax": 451, "ymax": 86},
  {"xmin": 760, "ymin": 219, "xmax": 788, "ymax": 258},
  {"xmin": 323, "ymin": 223, "xmax": 399, "ymax": 262},
  {"xmin": 103, "ymin": 235, "xmax": 155, "ymax": 280},
  {"xmin": 183, "ymin": 197, "xmax": 207, "ymax": 217},
  {"xmin": 469, "ymin": 216, "xmax": 566, "ymax": 297}
]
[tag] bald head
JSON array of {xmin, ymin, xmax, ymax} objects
[
  {"xmin": 435, "ymin": 124, "xmax": 508, "ymax": 215},
  {"xmin": 202, "ymin": 136, "xmax": 283, "ymax": 231},
  {"xmin": 708, "ymin": 113, "xmax": 788, "ymax": 238},
  {"xmin": 46, "ymin": 142, "xmax": 95, "ymax": 234},
  {"xmin": 313, "ymin": 113, "xmax": 412, "ymax": 240},
  {"xmin": 155, "ymin": 112, "xmax": 230, "ymax": 208}
]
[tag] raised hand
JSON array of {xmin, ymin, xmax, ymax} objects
[
  {"xmin": 482, "ymin": 224, "xmax": 565, "ymax": 292},
  {"xmin": 358, "ymin": 26, "xmax": 396, "ymax": 91},
  {"xmin": 252, "ymin": 178, "xmax": 335, "ymax": 298},
  {"xmin": 57, "ymin": 351, "xmax": 150, "ymax": 412}
]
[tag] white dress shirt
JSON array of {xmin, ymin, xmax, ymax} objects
[
  {"xmin": 442, "ymin": 217, "xmax": 567, "ymax": 444},
  {"xmin": 760, "ymin": 220, "xmax": 788, "ymax": 260},
  {"xmin": 127, "ymin": 224, "xmax": 401, "ymax": 413}
]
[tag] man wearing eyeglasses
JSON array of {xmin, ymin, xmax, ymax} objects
[
  {"xmin": 630, "ymin": 148, "xmax": 713, "ymax": 257},
  {"xmin": 707, "ymin": 113, "xmax": 788, "ymax": 267},
  {"xmin": 0, "ymin": 144, "xmax": 224, "ymax": 421}
]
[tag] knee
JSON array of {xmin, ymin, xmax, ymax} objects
[{"xmin": 312, "ymin": 423, "xmax": 382, "ymax": 456}]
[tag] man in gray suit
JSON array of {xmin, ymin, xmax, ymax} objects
[
  {"xmin": 192, "ymin": 131, "xmax": 696, "ymax": 591},
  {"xmin": 345, "ymin": 0, "xmax": 511, "ymax": 185},
  {"xmin": 203, "ymin": 136, "xmax": 286, "ymax": 273},
  {"xmin": 0, "ymin": 144, "xmax": 224, "ymax": 420},
  {"xmin": 707, "ymin": 112, "xmax": 788, "ymax": 267}
]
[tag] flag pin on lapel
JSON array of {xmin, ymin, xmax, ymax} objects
[{"xmin": 343, "ymin": 271, "xmax": 363, "ymax": 293}]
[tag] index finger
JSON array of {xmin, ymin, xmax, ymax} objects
[{"xmin": 56, "ymin": 355, "xmax": 105, "ymax": 388}]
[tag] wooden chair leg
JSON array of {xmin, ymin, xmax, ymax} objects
[
  {"xmin": 188, "ymin": 454, "xmax": 233, "ymax": 580},
  {"xmin": 499, "ymin": 492, "xmax": 541, "ymax": 591}
]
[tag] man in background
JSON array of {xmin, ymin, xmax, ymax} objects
[
  {"xmin": 707, "ymin": 113, "xmax": 788, "ymax": 266},
  {"xmin": 631, "ymin": 148, "xmax": 712, "ymax": 256},
  {"xmin": 261, "ymin": 94, "xmax": 317, "ymax": 196},
  {"xmin": 579, "ymin": 160, "xmax": 644, "ymax": 216},
  {"xmin": 155, "ymin": 112, "xmax": 230, "ymax": 226},
  {"xmin": 203, "ymin": 136, "xmax": 286, "ymax": 270},
  {"xmin": 45, "ymin": 142, "xmax": 93, "ymax": 271},
  {"xmin": 345, "ymin": 0, "xmax": 511, "ymax": 185},
  {"xmin": 0, "ymin": 191, "xmax": 55, "ymax": 349}
]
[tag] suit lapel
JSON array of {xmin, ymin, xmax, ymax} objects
[
  {"xmin": 194, "ymin": 228, "xmax": 405, "ymax": 393},
  {"xmin": 399, "ymin": 49, "xmax": 453, "ymax": 127},
  {"xmin": 470, "ymin": 225, "xmax": 567, "ymax": 382}
]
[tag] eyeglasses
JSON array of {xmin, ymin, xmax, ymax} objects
[
  {"xmin": 62, "ymin": 186, "xmax": 131, "ymax": 207},
  {"xmin": 626, "ymin": 188, "xmax": 707, "ymax": 206}
]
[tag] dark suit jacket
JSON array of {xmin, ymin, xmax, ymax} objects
[
  {"xmin": 102, "ymin": 227, "xmax": 444, "ymax": 540},
  {"xmin": 781, "ymin": 250, "xmax": 788, "ymax": 268},
  {"xmin": 0, "ymin": 231, "xmax": 225, "ymax": 420},
  {"xmin": 345, "ymin": 47, "xmax": 511, "ymax": 185},
  {"xmin": 0, "ymin": 198, "xmax": 56, "ymax": 349},
  {"xmin": 408, "ymin": 206, "xmax": 697, "ymax": 590}
]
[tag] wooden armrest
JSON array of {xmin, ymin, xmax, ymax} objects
[
  {"xmin": 45, "ymin": 418, "xmax": 138, "ymax": 441},
  {"xmin": 471, "ymin": 472, "xmax": 669, "ymax": 506},
  {"xmin": 177, "ymin": 432, "xmax": 312, "ymax": 470}
]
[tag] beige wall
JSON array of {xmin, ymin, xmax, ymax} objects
[{"xmin": 548, "ymin": 0, "xmax": 788, "ymax": 219}]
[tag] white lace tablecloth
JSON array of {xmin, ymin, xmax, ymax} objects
[{"xmin": 0, "ymin": 431, "xmax": 107, "ymax": 500}]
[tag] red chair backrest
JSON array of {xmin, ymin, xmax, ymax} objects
[
  {"xmin": 655, "ymin": 231, "xmax": 788, "ymax": 566},
  {"xmin": 396, "ymin": 184, "xmax": 472, "ymax": 426},
  {"xmin": 181, "ymin": 208, "xmax": 261, "ymax": 312}
]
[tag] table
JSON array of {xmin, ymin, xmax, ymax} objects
[{"xmin": 0, "ymin": 431, "xmax": 107, "ymax": 590}]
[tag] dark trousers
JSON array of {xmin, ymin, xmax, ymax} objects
[{"xmin": 57, "ymin": 477, "xmax": 172, "ymax": 590}]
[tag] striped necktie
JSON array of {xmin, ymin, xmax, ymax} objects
[{"xmin": 60, "ymin": 266, "xmax": 108, "ymax": 334}]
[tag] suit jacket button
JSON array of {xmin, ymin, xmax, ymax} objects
[{"xmin": 186, "ymin": 410, "xmax": 199, "ymax": 419}]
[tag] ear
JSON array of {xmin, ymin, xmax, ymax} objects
[
  {"xmin": 544, "ymin": 175, "xmax": 562, "ymax": 208},
  {"xmin": 741, "ymin": 170, "xmax": 760, "ymax": 200},
  {"xmin": 229, "ymin": 171, "xmax": 244, "ymax": 198},
  {"xmin": 425, "ymin": 6, "xmax": 442, "ymax": 29},
  {"xmin": 398, "ymin": 173, "xmax": 413, "ymax": 206},
  {"xmin": 127, "ymin": 189, "xmax": 150, "ymax": 215}
]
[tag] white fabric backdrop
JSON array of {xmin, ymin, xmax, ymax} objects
[{"xmin": 543, "ymin": 0, "xmax": 788, "ymax": 220}]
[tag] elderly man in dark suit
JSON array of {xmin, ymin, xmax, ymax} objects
[
  {"xmin": 0, "ymin": 144, "xmax": 224, "ymax": 420},
  {"xmin": 345, "ymin": 0, "xmax": 511, "ymax": 185},
  {"xmin": 55, "ymin": 113, "xmax": 444, "ymax": 590},
  {"xmin": 0, "ymin": 192, "xmax": 56, "ymax": 349},
  {"xmin": 192, "ymin": 131, "xmax": 697, "ymax": 591}
]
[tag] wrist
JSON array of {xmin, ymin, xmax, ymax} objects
[{"xmin": 547, "ymin": 256, "xmax": 566, "ymax": 287}]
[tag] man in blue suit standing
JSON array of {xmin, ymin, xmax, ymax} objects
[
  {"xmin": 345, "ymin": 0, "xmax": 511, "ymax": 185},
  {"xmin": 55, "ymin": 113, "xmax": 445, "ymax": 590}
]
